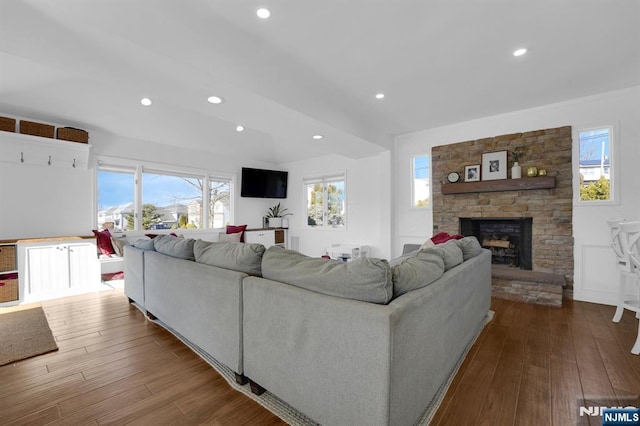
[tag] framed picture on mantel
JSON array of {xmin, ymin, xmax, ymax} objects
[
  {"xmin": 482, "ymin": 150, "xmax": 507, "ymax": 181},
  {"xmin": 464, "ymin": 165, "xmax": 480, "ymax": 182}
]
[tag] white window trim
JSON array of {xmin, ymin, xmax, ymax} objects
[
  {"xmin": 303, "ymin": 172, "xmax": 347, "ymax": 230},
  {"xmin": 573, "ymin": 124, "xmax": 619, "ymax": 206}
]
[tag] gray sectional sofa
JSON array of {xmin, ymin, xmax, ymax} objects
[{"xmin": 124, "ymin": 234, "xmax": 492, "ymax": 425}]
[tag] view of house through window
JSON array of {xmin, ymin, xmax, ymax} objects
[
  {"xmin": 97, "ymin": 166, "xmax": 135, "ymax": 232},
  {"xmin": 412, "ymin": 155, "xmax": 430, "ymax": 207},
  {"xmin": 305, "ymin": 175, "xmax": 346, "ymax": 228},
  {"xmin": 578, "ymin": 127, "xmax": 612, "ymax": 202},
  {"xmin": 97, "ymin": 164, "xmax": 231, "ymax": 231}
]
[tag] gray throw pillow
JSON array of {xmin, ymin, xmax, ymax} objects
[
  {"xmin": 261, "ymin": 246, "xmax": 393, "ymax": 304},
  {"xmin": 153, "ymin": 235, "xmax": 195, "ymax": 260},
  {"xmin": 194, "ymin": 240, "xmax": 265, "ymax": 276},
  {"xmin": 389, "ymin": 249, "xmax": 445, "ymax": 298},
  {"xmin": 457, "ymin": 236, "xmax": 483, "ymax": 260},
  {"xmin": 424, "ymin": 240, "xmax": 464, "ymax": 271}
]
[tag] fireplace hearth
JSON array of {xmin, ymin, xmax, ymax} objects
[{"xmin": 459, "ymin": 217, "xmax": 533, "ymax": 270}]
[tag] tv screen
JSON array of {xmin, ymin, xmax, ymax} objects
[{"xmin": 241, "ymin": 167, "xmax": 288, "ymax": 199}]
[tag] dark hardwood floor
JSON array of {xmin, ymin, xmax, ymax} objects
[{"xmin": 1, "ymin": 289, "xmax": 639, "ymax": 425}]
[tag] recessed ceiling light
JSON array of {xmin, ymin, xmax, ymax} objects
[
  {"xmin": 375, "ymin": 93, "xmax": 385, "ymax": 99},
  {"xmin": 236, "ymin": 125, "xmax": 245, "ymax": 132},
  {"xmin": 513, "ymin": 48, "xmax": 527, "ymax": 57},
  {"xmin": 140, "ymin": 97, "xmax": 152, "ymax": 106},
  {"xmin": 207, "ymin": 96, "xmax": 224, "ymax": 104},
  {"xmin": 256, "ymin": 8, "xmax": 271, "ymax": 19},
  {"xmin": 312, "ymin": 135, "xmax": 323, "ymax": 140}
]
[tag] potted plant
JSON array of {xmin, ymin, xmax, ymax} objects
[{"xmin": 265, "ymin": 202, "xmax": 291, "ymax": 228}]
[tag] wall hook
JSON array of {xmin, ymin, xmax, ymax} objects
[
  {"xmin": 48, "ymin": 155, "xmax": 52, "ymax": 166},
  {"xmin": 20, "ymin": 152, "xmax": 24, "ymax": 163},
  {"xmin": 72, "ymin": 158, "xmax": 76, "ymax": 168}
]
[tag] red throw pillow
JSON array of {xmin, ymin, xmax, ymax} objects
[
  {"xmin": 226, "ymin": 224, "xmax": 247, "ymax": 242},
  {"xmin": 93, "ymin": 229, "xmax": 116, "ymax": 255}
]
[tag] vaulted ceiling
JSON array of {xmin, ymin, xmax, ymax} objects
[{"xmin": 1, "ymin": 0, "xmax": 639, "ymax": 164}]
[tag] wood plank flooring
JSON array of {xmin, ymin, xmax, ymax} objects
[{"xmin": 1, "ymin": 289, "xmax": 639, "ymax": 425}]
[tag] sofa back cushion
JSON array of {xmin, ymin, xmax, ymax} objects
[
  {"xmin": 423, "ymin": 240, "xmax": 464, "ymax": 271},
  {"xmin": 194, "ymin": 240, "xmax": 265, "ymax": 276},
  {"xmin": 261, "ymin": 246, "xmax": 393, "ymax": 304},
  {"xmin": 153, "ymin": 235, "xmax": 195, "ymax": 260},
  {"xmin": 389, "ymin": 249, "xmax": 445, "ymax": 298},
  {"xmin": 457, "ymin": 236, "xmax": 483, "ymax": 260}
]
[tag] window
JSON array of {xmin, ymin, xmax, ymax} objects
[
  {"xmin": 578, "ymin": 127, "xmax": 613, "ymax": 202},
  {"xmin": 97, "ymin": 166, "xmax": 135, "ymax": 232},
  {"xmin": 412, "ymin": 155, "xmax": 430, "ymax": 207},
  {"xmin": 305, "ymin": 175, "xmax": 346, "ymax": 229},
  {"xmin": 141, "ymin": 170, "xmax": 204, "ymax": 230},
  {"xmin": 97, "ymin": 163, "xmax": 231, "ymax": 231}
]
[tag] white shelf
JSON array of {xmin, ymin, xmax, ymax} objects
[{"xmin": 0, "ymin": 130, "xmax": 91, "ymax": 170}]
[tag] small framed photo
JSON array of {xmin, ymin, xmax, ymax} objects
[
  {"xmin": 464, "ymin": 165, "xmax": 480, "ymax": 182},
  {"xmin": 482, "ymin": 150, "xmax": 507, "ymax": 180}
]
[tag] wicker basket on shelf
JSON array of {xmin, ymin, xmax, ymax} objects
[
  {"xmin": 57, "ymin": 127, "xmax": 89, "ymax": 143},
  {"xmin": 0, "ymin": 245, "xmax": 17, "ymax": 272},
  {"xmin": 0, "ymin": 273, "xmax": 18, "ymax": 302},
  {"xmin": 0, "ymin": 116, "xmax": 16, "ymax": 132},
  {"xmin": 19, "ymin": 120, "xmax": 55, "ymax": 138}
]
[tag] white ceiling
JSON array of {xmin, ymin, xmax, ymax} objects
[{"xmin": 1, "ymin": 0, "xmax": 639, "ymax": 164}]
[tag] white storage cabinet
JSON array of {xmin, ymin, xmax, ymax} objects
[
  {"xmin": 244, "ymin": 228, "xmax": 287, "ymax": 249},
  {"xmin": 19, "ymin": 238, "xmax": 100, "ymax": 303}
]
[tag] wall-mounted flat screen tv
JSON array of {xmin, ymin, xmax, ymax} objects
[{"xmin": 241, "ymin": 167, "xmax": 288, "ymax": 199}]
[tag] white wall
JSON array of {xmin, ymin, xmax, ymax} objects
[
  {"xmin": 280, "ymin": 152, "xmax": 392, "ymax": 259},
  {"xmin": 393, "ymin": 86, "xmax": 640, "ymax": 305}
]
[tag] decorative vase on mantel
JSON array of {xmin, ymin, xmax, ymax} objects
[{"xmin": 511, "ymin": 162, "xmax": 522, "ymax": 179}]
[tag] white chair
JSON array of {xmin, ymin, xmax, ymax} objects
[
  {"xmin": 618, "ymin": 221, "xmax": 640, "ymax": 355},
  {"xmin": 608, "ymin": 218, "xmax": 633, "ymax": 323}
]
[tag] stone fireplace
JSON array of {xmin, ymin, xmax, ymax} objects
[{"xmin": 432, "ymin": 126, "xmax": 574, "ymax": 304}]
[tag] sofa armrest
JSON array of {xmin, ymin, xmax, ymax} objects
[{"xmin": 123, "ymin": 245, "xmax": 145, "ymax": 306}]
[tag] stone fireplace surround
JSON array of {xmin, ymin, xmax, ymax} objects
[{"xmin": 432, "ymin": 126, "xmax": 574, "ymax": 303}]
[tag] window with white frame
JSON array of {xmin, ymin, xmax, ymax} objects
[
  {"xmin": 304, "ymin": 174, "xmax": 346, "ymax": 228},
  {"xmin": 97, "ymin": 163, "xmax": 231, "ymax": 231},
  {"xmin": 578, "ymin": 126, "xmax": 613, "ymax": 202},
  {"xmin": 412, "ymin": 155, "xmax": 430, "ymax": 207},
  {"xmin": 97, "ymin": 165, "xmax": 135, "ymax": 232}
]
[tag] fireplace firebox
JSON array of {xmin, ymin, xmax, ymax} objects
[{"xmin": 459, "ymin": 217, "xmax": 533, "ymax": 270}]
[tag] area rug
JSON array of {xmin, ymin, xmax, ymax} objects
[
  {"xmin": 151, "ymin": 309, "xmax": 495, "ymax": 425},
  {"xmin": 0, "ymin": 306, "xmax": 58, "ymax": 366}
]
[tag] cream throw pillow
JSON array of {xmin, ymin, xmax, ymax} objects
[{"xmin": 218, "ymin": 232, "xmax": 242, "ymax": 243}]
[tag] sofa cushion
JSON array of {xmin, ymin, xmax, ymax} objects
[
  {"xmin": 153, "ymin": 235, "xmax": 195, "ymax": 260},
  {"xmin": 261, "ymin": 246, "xmax": 393, "ymax": 304},
  {"xmin": 424, "ymin": 240, "xmax": 464, "ymax": 271},
  {"xmin": 218, "ymin": 231, "xmax": 242, "ymax": 243},
  {"xmin": 132, "ymin": 238, "xmax": 155, "ymax": 250},
  {"xmin": 389, "ymin": 249, "xmax": 445, "ymax": 298},
  {"xmin": 457, "ymin": 236, "xmax": 483, "ymax": 260},
  {"xmin": 194, "ymin": 240, "xmax": 265, "ymax": 276}
]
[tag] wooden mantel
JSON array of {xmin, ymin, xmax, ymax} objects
[{"xmin": 441, "ymin": 176, "xmax": 556, "ymax": 195}]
